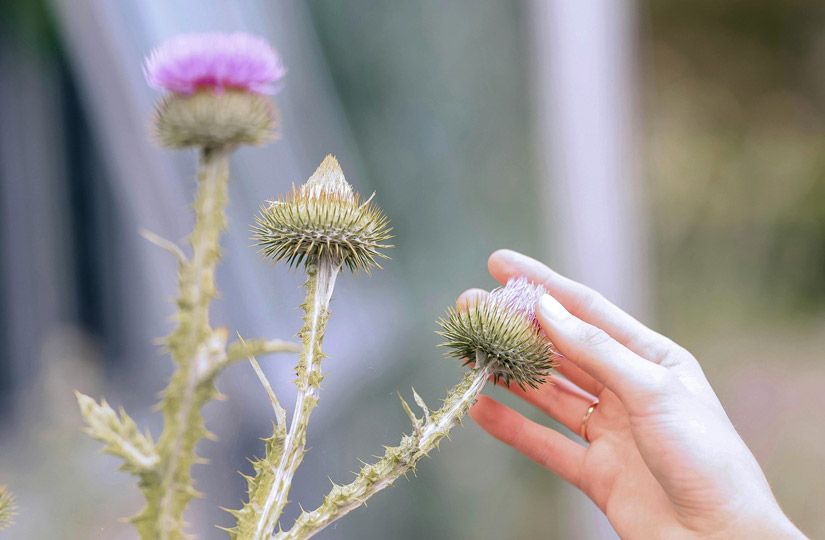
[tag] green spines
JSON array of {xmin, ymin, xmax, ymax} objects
[
  {"xmin": 279, "ymin": 369, "xmax": 488, "ymax": 540},
  {"xmin": 232, "ymin": 258, "xmax": 340, "ymax": 539},
  {"xmin": 232, "ymin": 154, "xmax": 395, "ymax": 540},
  {"xmin": 252, "ymin": 155, "xmax": 392, "ymax": 272},
  {"xmin": 76, "ymin": 392, "xmax": 160, "ymax": 474},
  {"xmin": 77, "ymin": 146, "xmax": 233, "ymax": 540},
  {"xmin": 294, "ymin": 265, "xmax": 322, "ymax": 387},
  {"xmin": 438, "ymin": 299, "xmax": 556, "ymax": 389},
  {"xmin": 151, "ymin": 147, "xmax": 231, "ymax": 540},
  {"xmin": 155, "ymin": 90, "xmax": 278, "ymax": 149},
  {"xmin": 0, "ymin": 485, "xmax": 16, "ymax": 531},
  {"xmin": 225, "ymin": 424, "xmax": 286, "ymax": 539},
  {"xmin": 75, "ymin": 392, "xmax": 167, "ymax": 538}
]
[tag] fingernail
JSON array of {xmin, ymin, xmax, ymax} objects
[{"xmin": 539, "ymin": 294, "xmax": 568, "ymax": 321}]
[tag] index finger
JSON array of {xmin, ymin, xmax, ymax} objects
[{"xmin": 488, "ymin": 249, "xmax": 679, "ymax": 365}]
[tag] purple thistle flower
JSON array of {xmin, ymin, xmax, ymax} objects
[
  {"xmin": 144, "ymin": 32, "xmax": 286, "ymax": 95},
  {"xmin": 489, "ymin": 277, "xmax": 546, "ymax": 323}
]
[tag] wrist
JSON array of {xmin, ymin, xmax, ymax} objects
[{"xmin": 723, "ymin": 510, "xmax": 806, "ymax": 540}]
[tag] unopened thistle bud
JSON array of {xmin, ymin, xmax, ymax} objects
[
  {"xmin": 144, "ymin": 32, "xmax": 285, "ymax": 148},
  {"xmin": 438, "ymin": 277, "xmax": 557, "ymax": 389},
  {"xmin": 253, "ymin": 155, "xmax": 392, "ymax": 271}
]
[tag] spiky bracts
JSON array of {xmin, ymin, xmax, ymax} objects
[
  {"xmin": 154, "ymin": 90, "xmax": 277, "ymax": 149},
  {"xmin": 276, "ymin": 365, "xmax": 492, "ymax": 540},
  {"xmin": 438, "ymin": 277, "xmax": 557, "ymax": 389},
  {"xmin": 0, "ymin": 485, "xmax": 17, "ymax": 531},
  {"xmin": 253, "ymin": 155, "xmax": 392, "ymax": 272}
]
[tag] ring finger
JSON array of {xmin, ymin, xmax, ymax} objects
[{"xmin": 498, "ymin": 375, "xmax": 599, "ymax": 440}]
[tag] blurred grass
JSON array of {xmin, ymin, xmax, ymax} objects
[{"xmin": 643, "ymin": 2, "xmax": 825, "ymax": 537}]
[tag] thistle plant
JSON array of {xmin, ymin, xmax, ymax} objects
[
  {"xmin": 77, "ymin": 31, "xmax": 558, "ymax": 540},
  {"xmin": 76, "ymin": 32, "xmax": 298, "ymax": 540},
  {"xmin": 226, "ymin": 155, "xmax": 392, "ymax": 539},
  {"xmin": 275, "ymin": 277, "xmax": 555, "ymax": 539}
]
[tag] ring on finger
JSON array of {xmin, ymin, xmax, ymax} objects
[{"xmin": 580, "ymin": 401, "xmax": 599, "ymax": 443}]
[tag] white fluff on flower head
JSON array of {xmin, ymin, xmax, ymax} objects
[{"xmin": 489, "ymin": 277, "xmax": 546, "ymax": 322}]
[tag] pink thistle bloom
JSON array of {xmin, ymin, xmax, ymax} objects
[
  {"xmin": 489, "ymin": 277, "xmax": 547, "ymax": 323},
  {"xmin": 144, "ymin": 32, "xmax": 286, "ymax": 95}
]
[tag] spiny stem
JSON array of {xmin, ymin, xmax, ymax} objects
[
  {"xmin": 251, "ymin": 256, "xmax": 340, "ymax": 540},
  {"xmin": 153, "ymin": 145, "xmax": 230, "ymax": 540},
  {"xmin": 278, "ymin": 362, "xmax": 492, "ymax": 540}
]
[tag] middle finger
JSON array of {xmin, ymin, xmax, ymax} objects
[{"xmin": 497, "ymin": 375, "xmax": 599, "ymax": 439}]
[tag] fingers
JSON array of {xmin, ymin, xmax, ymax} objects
[
  {"xmin": 537, "ymin": 294, "xmax": 672, "ymax": 411},
  {"xmin": 456, "ymin": 288, "xmax": 487, "ymax": 310},
  {"xmin": 470, "ymin": 396, "xmax": 585, "ymax": 487},
  {"xmin": 497, "ymin": 375, "xmax": 598, "ymax": 437},
  {"xmin": 554, "ymin": 356, "xmax": 603, "ymax": 396},
  {"xmin": 488, "ymin": 249, "xmax": 680, "ymax": 365}
]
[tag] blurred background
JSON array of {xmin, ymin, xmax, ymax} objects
[{"xmin": 1, "ymin": 1, "xmax": 824, "ymax": 538}]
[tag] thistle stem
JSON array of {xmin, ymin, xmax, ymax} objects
[
  {"xmin": 251, "ymin": 256, "xmax": 340, "ymax": 540},
  {"xmin": 153, "ymin": 145, "xmax": 230, "ymax": 540},
  {"xmin": 278, "ymin": 361, "xmax": 493, "ymax": 540}
]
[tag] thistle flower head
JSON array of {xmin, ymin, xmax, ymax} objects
[
  {"xmin": 253, "ymin": 155, "xmax": 392, "ymax": 271},
  {"xmin": 144, "ymin": 32, "xmax": 285, "ymax": 95},
  {"xmin": 438, "ymin": 277, "xmax": 557, "ymax": 389},
  {"xmin": 145, "ymin": 32, "xmax": 284, "ymax": 149}
]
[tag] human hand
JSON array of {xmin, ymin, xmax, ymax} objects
[{"xmin": 464, "ymin": 250, "xmax": 806, "ymax": 539}]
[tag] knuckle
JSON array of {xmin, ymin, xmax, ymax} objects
[
  {"xmin": 580, "ymin": 324, "xmax": 612, "ymax": 348},
  {"xmin": 673, "ymin": 345, "xmax": 698, "ymax": 367},
  {"xmin": 575, "ymin": 287, "xmax": 605, "ymax": 314},
  {"xmin": 656, "ymin": 341, "xmax": 698, "ymax": 370},
  {"xmin": 640, "ymin": 367, "xmax": 679, "ymax": 397}
]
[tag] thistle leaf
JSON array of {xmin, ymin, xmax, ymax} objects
[
  {"xmin": 247, "ymin": 353, "xmax": 286, "ymax": 428},
  {"xmin": 225, "ymin": 422, "xmax": 287, "ymax": 539},
  {"xmin": 411, "ymin": 387, "xmax": 431, "ymax": 425},
  {"xmin": 225, "ymin": 337, "xmax": 302, "ymax": 365},
  {"xmin": 139, "ymin": 228, "xmax": 188, "ymax": 265},
  {"xmin": 76, "ymin": 392, "xmax": 159, "ymax": 474},
  {"xmin": 398, "ymin": 393, "xmax": 422, "ymax": 435}
]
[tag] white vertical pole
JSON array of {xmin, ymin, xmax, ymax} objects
[{"xmin": 527, "ymin": 0, "xmax": 650, "ymax": 538}]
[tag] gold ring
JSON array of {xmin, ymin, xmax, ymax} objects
[{"xmin": 580, "ymin": 402, "xmax": 599, "ymax": 443}]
